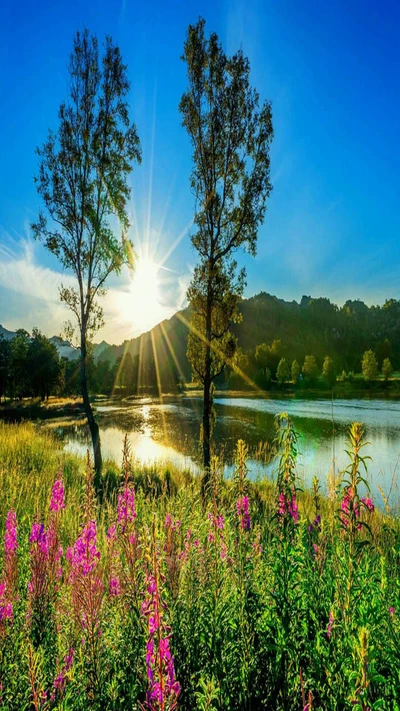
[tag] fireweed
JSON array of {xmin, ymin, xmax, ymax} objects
[
  {"xmin": 141, "ymin": 523, "xmax": 180, "ymax": 711},
  {"xmin": 0, "ymin": 511, "xmax": 18, "ymax": 629},
  {"xmin": 28, "ymin": 476, "xmax": 64, "ymax": 646},
  {"xmin": 0, "ymin": 420, "xmax": 399, "ymax": 709},
  {"xmin": 66, "ymin": 518, "xmax": 103, "ymax": 701}
]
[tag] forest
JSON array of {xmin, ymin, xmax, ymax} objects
[{"xmin": 1, "ymin": 292, "xmax": 398, "ymax": 401}]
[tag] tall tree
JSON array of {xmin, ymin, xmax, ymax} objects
[
  {"xmin": 277, "ymin": 357, "xmax": 290, "ymax": 385},
  {"xmin": 180, "ymin": 18, "xmax": 273, "ymax": 477},
  {"xmin": 322, "ymin": 355, "xmax": 336, "ymax": 388},
  {"xmin": 32, "ymin": 30, "xmax": 141, "ymax": 483},
  {"xmin": 10, "ymin": 330, "xmax": 30, "ymax": 399},
  {"xmin": 0, "ymin": 336, "xmax": 11, "ymax": 403},
  {"xmin": 361, "ymin": 350, "xmax": 378, "ymax": 381},
  {"xmin": 27, "ymin": 329, "xmax": 62, "ymax": 399}
]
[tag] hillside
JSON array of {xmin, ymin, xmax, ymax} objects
[
  {"xmin": 97, "ymin": 292, "xmax": 400, "ymax": 388},
  {"xmin": 3, "ymin": 291, "xmax": 400, "ymax": 391}
]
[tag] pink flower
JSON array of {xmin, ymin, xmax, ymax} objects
[
  {"xmin": 117, "ymin": 486, "xmax": 136, "ymax": 531},
  {"xmin": 362, "ymin": 496, "xmax": 375, "ymax": 513},
  {"xmin": 236, "ymin": 496, "xmax": 251, "ymax": 530},
  {"xmin": 50, "ymin": 479, "xmax": 65, "ymax": 512},
  {"xmin": 66, "ymin": 520, "xmax": 100, "ymax": 578},
  {"xmin": 53, "ymin": 647, "xmax": 74, "ymax": 695},
  {"xmin": 389, "ymin": 606, "xmax": 395, "ymax": 616},
  {"xmin": 4, "ymin": 511, "xmax": 17, "ymax": 554},
  {"xmin": 109, "ymin": 577, "xmax": 121, "ymax": 597}
]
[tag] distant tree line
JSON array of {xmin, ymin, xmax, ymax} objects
[
  {"xmin": 227, "ymin": 337, "xmax": 394, "ymax": 390},
  {"xmin": 0, "ymin": 331, "xmax": 152, "ymax": 403}
]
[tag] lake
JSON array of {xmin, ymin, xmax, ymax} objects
[{"xmin": 51, "ymin": 394, "xmax": 400, "ymax": 508}]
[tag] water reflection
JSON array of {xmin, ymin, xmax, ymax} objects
[{"xmin": 55, "ymin": 395, "xmax": 400, "ymax": 506}]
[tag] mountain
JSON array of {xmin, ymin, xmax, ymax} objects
[
  {"xmin": 0, "ymin": 325, "xmax": 105, "ymax": 362},
  {"xmin": 49, "ymin": 336, "xmax": 80, "ymax": 361},
  {"xmin": 0, "ymin": 325, "xmax": 17, "ymax": 341},
  {"xmin": 96, "ymin": 291, "xmax": 400, "ymax": 388}
]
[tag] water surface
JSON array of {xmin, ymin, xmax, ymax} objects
[{"xmin": 54, "ymin": 394, "xmax": 400, "ymax": 507}]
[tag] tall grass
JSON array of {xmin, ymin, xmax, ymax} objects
[{"xmin": 0, "ymin": 418, "xmax": 399, "ymax": 709}]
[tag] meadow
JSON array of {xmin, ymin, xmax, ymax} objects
[{"xmin": 0, "ymin": 418, "xmax": 399, "ymax": 710}]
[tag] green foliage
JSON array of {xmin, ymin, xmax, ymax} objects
[
  {"xmin": 322, "ymin": 355, "xmax": 336, "ymax": 388},
  {"xmin": 362, "ymin": 349, "xmax": 378, "ymax": 381},
  {"xmin": 0, "ymin": 421, "xmax": 399, "ymax": 709},
  {"xmin": 382, "ymin": 358, "xmax": 393, "ymax": 381},
  {"xmin": 180, "ymin": 17, "xmax": 273, "ymax": 468},
  {"xmin": 32, "ymin": 29, "xmax": 141, "ymax": 475},
  {"xmin": 276, "ymin": 357, "xmax": 290, "ymax": 385},
  {"xmin": 291, "ymin": 358, "xmax": 300, "ymax": 384},
  {"xmin": 302, "ymin": 354, "xmax": 318, "ymax": 384}
]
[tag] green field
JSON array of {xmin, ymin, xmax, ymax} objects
[{"xmin": 0, "ymin": 420, "xmax": 399, "ymax": 710}]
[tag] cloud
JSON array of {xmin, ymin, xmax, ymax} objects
[{"xmin": 0, "ymin": 232, "xmax": 190, "ymax": 344}]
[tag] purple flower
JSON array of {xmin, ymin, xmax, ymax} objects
[
  {"xmin": 30, "ymin": 523, "xmax": 49, "ymax": 556},
  {"xmin": 4, "ymin": 511, "xmax": 17, "ymax": 554},
  {"xmin": 109, "ymin": 576, "xmax": 121, "ymax": 597},
  {"xmin": 362, "ymin": 496, "xmax": 375, "ymax": 513},
  {"xmin": 236, "ymin": 496, "xmax": 251, "ymax": 530},
  {"xmin": 50, "ymin": 479, "xmax": 65, "ymax": 512},
  {"xmin": 389, "ymin": 606, "xmax": 395, "ymax": 616},
  {"xmin": 66, "ymin": 520, "xmax": 100, "ymax": 578},
  {"xmin": 117, "ymin": 486, "xmax": 136, "ymax": 530},
  {"xmin": 53, "ymin": 647, "xmax": 74, "ymax": 695}
]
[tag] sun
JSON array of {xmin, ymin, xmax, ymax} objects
[{"xmin": 122, "ymin": 256, "xmax": 166, "ymax": 333}]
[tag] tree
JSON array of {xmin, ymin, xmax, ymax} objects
[
  {"xmin": 382, "ymin": 358, "xmax": 393, "ymax": 381},
  {"xmin": 302, "ymin": 355, "xmax": 318, "ymax": 384},
  {"xmin": 32, "ymin": 30, "xmax": 141, "ymax": 482},
  {"xmin": 255, "ymin": 344, "xmax": 270, "ymax": 378},
  {"xmin": 10, "ymin": 330, "xmax": 30, "ymax": 398},
  {"xmin": 0, "ymin": 336, "xmax": 11, "ymax": 402},
  {"xmin": 277, "ymin": 357, "xmax": 290, "ymax": 385},
  {"xmin": 322, "ymin": 355, "xmax": 336, "ymax": 388},
  {"xmin": 180, "ymin": 18, "xmax": 273, "ymax": 477},
  {"xmin": 361, "ymin": 350, "xmax": 378, "ymax": 381},
  {"xmin": 291, "ymin": 359, "xmax": 300, "ymax": 384},
  {"xmin": 27, "ymin": 329, "xmax": 61, "ymax": 399}
]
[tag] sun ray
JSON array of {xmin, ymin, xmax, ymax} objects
[
  {"xmin": 175, "ymin": 311, "xmax": 265, "ymax": 396},
  {"xmin": 150, "ymin": 326, "xmax": 168, "ymax": 442},
  {"xmin": 159, "ymin": 218, "xmax": 193, "ymax": 267}
]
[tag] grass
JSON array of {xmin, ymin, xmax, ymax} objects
[{"xmin": 0, "ymin": 419, "xmax": 399, "ymax": 709}]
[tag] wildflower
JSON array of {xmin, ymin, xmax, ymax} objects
[
  {"xmin": 107, "ymin": 523, "xmax": 117, "ymax": 541},
  {"xmin": 278, "ymin": 492, "xmax": 286, "ymax": 516},
  {"xmin": 50, "ymin": 478, "xmax": 65, "ymax": 512},
  {"xmin": 109, "ymin": 576, "xmax": 121, "ymax": 597},
  {"xmin": 30, "ymin": 523, "xmax": 48, "ymax": 554},
  {"xmin": 4, "ymin": 511, "xmax": 17, "ymax": 554},
  {"xmin": 0, "ymin": 583, "xmax": 13, "ymax": 622},
  {"xmin": 289, "ymin": 494, "xmax": 299, "ymax": 523},
  {"xmin": 142, "ymin": 569, "xmax": 180, "ymax": 709},
  {"xmin": 117, "ymin": 486, "xmax": 136, "ymax": 531},
  {"xmin": 66, "ymin": 520, "xmax": 100, "ymax": 578},
  {"xmin": 53, "ymin": 647, "xmax": 74, "ymax": 695},
  {"xmin": 341, "ymin": 487, "xmax": 361, "ymax": 528},
  {"xmin": 362, "ymin": 496, "xmax": 375, "ymax": 513},
  {"xmin": 236, "ymin": 496, "xmax": 251, "ymax": 530},
  {"xmin": 389, "ymin": 606, "xmax": 395, "ymax": 616},
  {"xmin": 278, "ymin": 490, "xmax": 299, "ymax": 523}
]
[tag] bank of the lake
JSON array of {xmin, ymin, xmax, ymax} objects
[{"xmin": 2, "ymin": 393, "xmax": 396, "ymax": 510}]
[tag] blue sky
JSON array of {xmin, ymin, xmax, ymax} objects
[{"xmin": 0, "ymin": 0, "xmax": 399, "ymax": 343}]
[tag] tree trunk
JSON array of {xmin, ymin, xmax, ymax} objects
[
  {"xmin": 201, "ymin": 280, "xmax": 213, "ymax": 497},
  {"xmin": 80, "ymin": 331, "xmax": 102, "ymax": 490}
]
